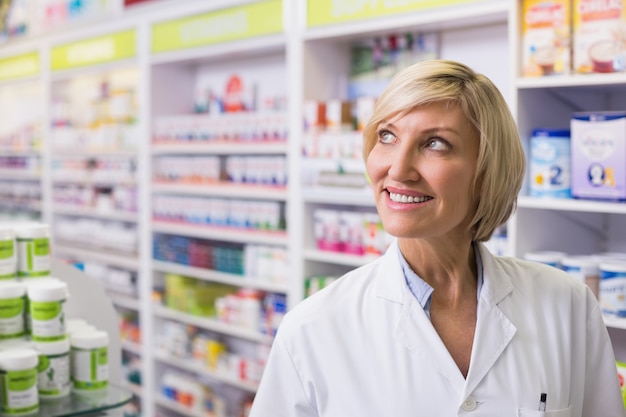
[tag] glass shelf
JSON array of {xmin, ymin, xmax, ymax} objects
[{"xmin": 36, "ymin": 384, "xmax": 132, "ymax": 417}]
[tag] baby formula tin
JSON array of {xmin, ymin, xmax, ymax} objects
[
  {"xmin": 529, "ymin": 129, "xmax": 571, "ymax": 198},
  {"xmin": 523, "ymin": 251, "xmax": 567, "ymax": 268},
  {"xmin": 561, "ymin": 255, "xmax": 600, "ymax": 299},
  {"xmin": 599, "ymin": 262, "xmax": 626, "ymax": 317}
]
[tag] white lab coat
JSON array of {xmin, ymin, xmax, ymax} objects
[{"xmin": 250, "ymin": 240, "xmax": 625, "ymax": 417}]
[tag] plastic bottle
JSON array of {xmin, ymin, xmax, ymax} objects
[
  {"xmin": 70, "ymin": 329, "xmax": 109, "ymax": 391},
  {"xmin": 0, "ymin": 281, "xmax": 26, "ymax": 340},
  {"xmin": 0, "ymin": 227, "xmax": 17, "ymax": 280},
  {"xmin": 0, "ymin": 348, "xmax": 39, "ymax": 415},
  {"xmin": 27, "ymin": 279, "xmax": 68, "ymax": 342},
  {"xmin": 34, "ymin": 339, "xmax": 71, "ymax": 398},
  {"xmin": 15, "ymin": 224, "xmax": 50, "ymax": 278}
]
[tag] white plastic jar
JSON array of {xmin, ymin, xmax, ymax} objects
[
  {"xmin": 0, "ymin": 348, "xmax": 39, "ymax": 415},
  {"xmin": 66, "ymin": 319, "xmax": 96, "ymax": 336},
  {"xmin": 34, "ymin": 339, "xmax": 71, "ymax": 399},
  {"xmin": 27, "ymin": 279, "xmax": 68, "ymax": 342},
  {"xmin": 523, "ymin": 251, "xmax": 567, "ymax": 268},
  {"xmin": 0, "ymin": 227, "xmax": 16, "ymax": 280},
  {"xmin": 70, "ymin": 330, "xmax": 109, "ymax": 391},
  {"xmin": 599, "ymin": 262, "xmax": 626, "ymax": 317},
  {"xmin": 0, "ymin": 281, "xmax": 26, "ymax": 340},
  {"xmin": 561, "ymin": 255, "xmax": 600, "ymax": 299},
  {"xmin": 15, "ymin": 224, "xmax": 50, "ymax": 279}
]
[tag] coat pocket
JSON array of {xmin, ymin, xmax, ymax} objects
[{"xmin": 517, "ymin": 405, "xmax": 572, "ymax": 417}]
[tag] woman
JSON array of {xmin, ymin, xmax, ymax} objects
[{"xmin": 249, "ymin": 60, "xmax": 624, "ymax": 416}]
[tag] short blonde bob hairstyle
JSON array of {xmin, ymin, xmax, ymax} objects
[{"xmin": 363, "ymin": 60, "xmax": 525, "ymax": 242}]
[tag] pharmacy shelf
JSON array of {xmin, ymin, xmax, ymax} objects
[
  {"xmin": 54, "ymin": 243, "xmax": 140, "ymax": 271},
  {"xmin": 127, "ymin": 383, "xmax": 143, "ymax": 399},
  {"xmin": 51, "ymin": 177, "xmax": 138, "ymax": 186},
  {"xmin": 302, "ymin": 186, "xmax": 374, "ymax": 207},
  {"xmin": 152, "ymin": 182, "xmax": 288, "ymax": 201},
  {"xmin": 153, "ymin": 351, "xmax": 259, "ymax": 393},
  {"xmin": 151, "ymin": 142, "xmax": 288, "ymax": 155},
  {"xmin": 52, "ymin": 150, "xmax": 138, "ymax": 158},
  {"xmin": 110, "ymin": 293, "xmax": 141, "ymax": 311},
  {"xmin": 153, "ymin": 260, "xmax": 288, "ymax": 294},
  {"xmin": 122, "ymin": 340, "xmax": 143, "ymax": 355},
  {"xmin": 517, "ymin": 196, "xmax": 626, "ymax": 215},
  {"xmin": 0, "ymin": 150, "xmax": 41, "ymax": 156},
  {"xmin": 604, "ymin": 315, "xmax": 626, "ymax": 331},
  {"xmin": 0, "ymin": 202, "xmax": 42, "ymax": 212},
  {"xmin": 516, "ymin": 72, "xmax": 626, "ymax": 89},
  {"xmin": 150, "ymin": 31, "xmax": 286, "ymax": 66},
  {"xmin": 0, "ymin": 170, "xmax": 40, "ymax": 180},
  {"xmin": 152, "ymin": 221, "xmax": 288, "ymax": 246},
  {"xmin": 52, "ymin": 205, "xmax": 139, "ymax": 222},
  {"xmin": 303, "ymin": 249, "xmax": 380, "ymax": 267},
  {"xmin": 155, "ymin": 396, "xmax": 204, "ymax": 417},
  {"xmin": 153, "ymin": 304, "xmax": 273, "ymax": 345},
  {"xmin": 302, "ymin": 0, "xmax": 508, "ymax": 41}
]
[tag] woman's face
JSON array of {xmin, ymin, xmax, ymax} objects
[{"xmin": 366, "ymin": 101, "xmax": 480, "ymax": 241}]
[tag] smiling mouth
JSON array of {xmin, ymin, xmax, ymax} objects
[{"xmin": 388, "ymin": 192, "xmax": 433, "ymax": 204}]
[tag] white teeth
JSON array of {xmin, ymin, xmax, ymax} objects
[{"xmin": 389, "ymin": 192, "xmax": 431, "ymax": 203}]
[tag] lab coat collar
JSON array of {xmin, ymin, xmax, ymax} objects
[
  {"xmin": 374, "ymin": 239, "xmax": 517, "ymax": 397},
  {"xmin": 373, "ymin": 239, "xmax": 514, "ymax": 308}
]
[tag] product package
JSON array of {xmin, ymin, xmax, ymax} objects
[
  {"xmin": 571, "ymin": 111, "xmax": 626, "ymax": 200},
  {"xmin": 521, "ymin": 0, "xmax": 571, "ymax": 76},
  {"xmin": 573, "ymin": 0, "xmax": 626, "ymax": 73}
]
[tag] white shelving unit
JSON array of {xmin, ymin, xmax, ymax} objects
[
  {"xmin": 0, "ymin": 53, "xmax": 45, "ymax": 223},
  {"xmin": 507, "ymin": 0, "xmax": 626, "ymax": 360},
  {"xmin": 1, "ymin": 0, "xmax": 626, "ymax": 415}
]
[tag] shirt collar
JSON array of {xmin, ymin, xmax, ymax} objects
[{"xmin": 397, "ymin": 243, "xmax": 484, "ymax": 319}]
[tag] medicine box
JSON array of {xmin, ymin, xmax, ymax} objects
[
  {"xmin": 570, "ymin": 111, "xmax": 626, "ymax": 201},
  {"xmin": 521, "ymin": 0, "xmax": 571, "ymax": 77}
]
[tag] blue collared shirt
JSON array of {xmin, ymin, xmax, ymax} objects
[{"xmin": 398, "ymin": 243, "xmax": 484, "ymax": 319}]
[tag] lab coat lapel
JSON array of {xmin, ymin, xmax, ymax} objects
[
  {"xmin": 375, "ymin": 240, "xmax": 467, "ymax": 390},
  {"xmin": 463, "ymin": 243, "xmax": 517, "ymax": 397}
]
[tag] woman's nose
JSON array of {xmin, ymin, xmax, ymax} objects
[{"xmin": 388, "ymin": 148, "xmax": 419, "ymax": 181}]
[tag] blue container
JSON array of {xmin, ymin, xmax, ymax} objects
[{"xmin": 529, "ymin": 129, "xmax": 571, "ymax": 198}]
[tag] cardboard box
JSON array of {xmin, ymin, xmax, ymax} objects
[
  {"xmin": 571, "ymin": 111, "xmax": 626, "ymax": 200},
  {"xmin": 521, "ymin": 0, "xmax": 571, "ymax": 76},
  {"xmin": 573, "ymin": 0, "xmax": 626, "ymax": 73}
]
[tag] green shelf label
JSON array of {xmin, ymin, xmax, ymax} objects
[
  {"xmin": 0, "ymin": 52, "xmax": 39, "ymax": 81},
  {"xmin": 51, "ymin": 30, "xmax": 136, "ymax": 71},
  {"xmin": 152, "ymin": 0, "xmax": 283, "ymax": 53},
  {"xmin": 307, "ymin": 0, "xmax": 488, "ymax": 27}
]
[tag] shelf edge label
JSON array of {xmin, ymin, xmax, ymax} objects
[
  {"xmin": 307, "ymin": 0, "xmax": 488, "ymax": 27},
  {"xmin": 51, "ymin": 30, "xmax": 136, "ymax": 71},
  {"xmin": 0, "ymin": 52, "xmax": 40, "ymax": 81},
  {"xmin": 151, "ymin": 0, "xmax": 283, "ymax": 53}
]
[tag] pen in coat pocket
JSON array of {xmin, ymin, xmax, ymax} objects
[{"xmin": 538, "ymin": 393, "xmax": 547, "ymax": 411}]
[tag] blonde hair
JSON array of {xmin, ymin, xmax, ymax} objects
[{"xmin": 363, "ymin": 60, "xmax": 525, "ymax": 242}]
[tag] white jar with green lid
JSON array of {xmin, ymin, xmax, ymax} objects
[
  {"xmin": 0, "ymin": 281, "xmax": 26, "ymax": 340},
  {"xmin": 70, "ymin": 330, "xmax": 109, "ymax": 391},
  {"xmin": 27, "ymin": 280, "xmax": 68, "ymax": 342},
  {"xmin": 15, "ymin": 224, "xmax": 50, "ymax": 278},
  {"xmin": 0, "ymin": 348, "xmax": 39, "ymax": 415},
  {"xmin": 0, "ymin": 228, "xmax": 16, "ymax": 280},
  {"xmin": 34, "ymin": 339, "xmax": 71, "ymax": 399}
]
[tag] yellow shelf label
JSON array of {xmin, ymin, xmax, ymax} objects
[
  {"xmin": 0, "ymin": 52, "xmax": 40, "ymax": 81},
  {"xmin": 152, "ymin": 0, "xmax": 283, "ymax": 53},
  {"xmin": 51, "ymin": 30, "xmax": 136, "ymax": 71},
  {"xmin": 307, "ymin": 0, "xmax": 488, "ymax": 27}
]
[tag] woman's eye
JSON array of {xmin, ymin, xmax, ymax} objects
[
  {"xmin": 378, "ymin": 130, "xmax": 395, "ymax": 143},
  {"xmin": 426, "ymin": 138, "xmax": 449, "ymax": 151}
]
